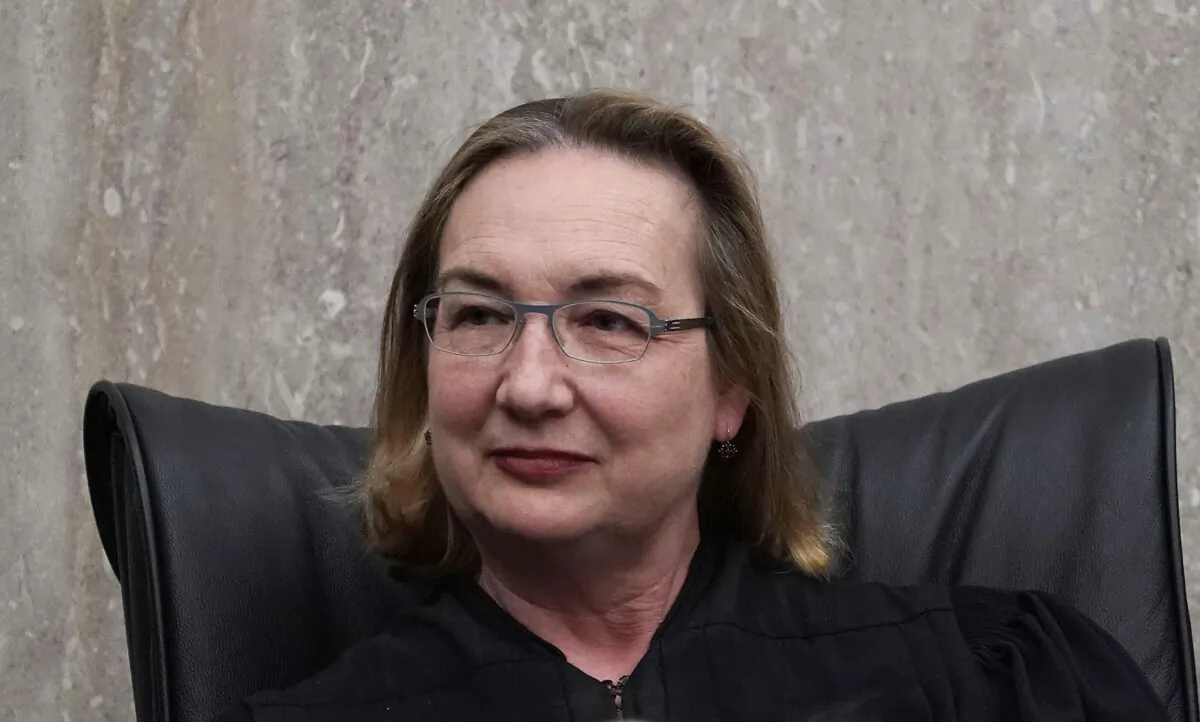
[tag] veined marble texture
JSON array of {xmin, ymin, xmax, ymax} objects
[{"xmin": 2, "ymin": 0, "xmax": 1198, "ymax": 718}]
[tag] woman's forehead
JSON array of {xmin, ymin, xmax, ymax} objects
[{"xmin": 439, "ymin": 149, "xmax": 703, "ymax": 300}]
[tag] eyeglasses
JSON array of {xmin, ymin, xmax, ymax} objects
[{"xmin": 413, "ymin": 291, "xmax": 714, "ymax": 364}]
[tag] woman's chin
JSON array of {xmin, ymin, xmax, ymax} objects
[
  {"xmin": 485, "ymin": 509, "xmax": 599, "ymax": 544},
  {"xmin": 470, "ymin": 491, "xmax": 606, "ymax": 545}
]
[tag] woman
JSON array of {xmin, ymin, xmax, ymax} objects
[{"xmin": 216, "ymin": 90, "xmax": 1167, "ymax": 721}]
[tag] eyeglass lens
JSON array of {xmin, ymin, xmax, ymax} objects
[{"xmin": 424, "ymin": 293, "xmax": 653, "ymax": 363}]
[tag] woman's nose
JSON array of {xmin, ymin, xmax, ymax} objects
[{"xmin": 494, "ymin": 315, "xmax": 574, "ymax": 421}]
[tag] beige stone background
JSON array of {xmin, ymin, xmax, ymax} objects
[{"xmin": 2, "ymin": 0, "xmax": 1199, "ymax": 719}]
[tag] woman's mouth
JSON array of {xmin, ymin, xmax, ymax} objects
[{"xmin": 489, "ymin": 448, "xmax": 593, "ymax": 482}]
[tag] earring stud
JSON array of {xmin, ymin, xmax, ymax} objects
[
  {"xmin": 424, "ymin": 430, "xmax": 432, "ymax": 445},
  {"xmin": 716, "ymin": 439, "xmax": 737, "ymax": 460}
]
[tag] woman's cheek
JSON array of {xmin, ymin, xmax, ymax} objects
[{"xmin": 428, "ymin": 359, "xmax": 493, "ymax": 429}]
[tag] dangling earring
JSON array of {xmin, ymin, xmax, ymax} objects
[
  {"xmin": 716, "ymin": 439, "xmax": 737, "ymax": 460},
  {"xmin": 424, "ymin": 430, "xmax": 432, "ymax": 446}
]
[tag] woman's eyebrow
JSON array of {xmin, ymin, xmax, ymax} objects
[
  {"xmin": 436, "ymin": 267, "xmax": 663, "ymax": 304},
  {"xmin": 435, "ymin": 268, "xmax": 511, "ymax": 295},
  {"xmin": 567, "ymin": 271, "xmax": 663, "ymax": 304}
]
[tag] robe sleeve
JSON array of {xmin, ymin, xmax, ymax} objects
[{"xmin": 951, "ymin": 587, "xmax": 1170, "ymax": 721}]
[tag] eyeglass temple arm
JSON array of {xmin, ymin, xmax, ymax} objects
[{"xmin": 657, "ymin": 316, "xmax": 715, "ymax": 334}]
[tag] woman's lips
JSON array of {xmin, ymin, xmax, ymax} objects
[{"xmin": 490, "ymin": 449, "xmax": 592, "ymax": 482}]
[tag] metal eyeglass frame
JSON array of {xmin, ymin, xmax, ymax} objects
[{"xmin": 413, "ymin": 291, "xmax": 714, "ymax": 364}]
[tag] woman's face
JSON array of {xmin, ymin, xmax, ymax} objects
[{"xmin": 427, "ymin": 147, "xmax": 747, "ymax": 547}]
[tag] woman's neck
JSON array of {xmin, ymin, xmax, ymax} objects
[{"xmin": 475, "ymin": 518, "xmax": 700, "ymax": 683}]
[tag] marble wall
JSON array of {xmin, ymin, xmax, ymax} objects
[{"xmin": 2, "ymin": 0, "xmax": 1198, "ymax": 719}]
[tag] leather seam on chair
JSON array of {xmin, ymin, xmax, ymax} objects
[
  {"xmin": 83, "ymin": 387, "xmax": 123, "ymax": 580},
  {"xmin": 1155, "ymin": 337, "xmax": 1199, "ymax": 722},
  {"xmin": 105, "ymin": 383, "xmax": 174, "ymax": 722}
]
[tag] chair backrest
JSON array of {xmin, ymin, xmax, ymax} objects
[{"xmin": 83, "ymin": 337, "xmax": 1197, "ymax": 722}]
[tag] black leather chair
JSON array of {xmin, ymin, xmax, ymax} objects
[{"xmin": 83, "ymin": 337, "xmax": 1198, "ymax": 722}]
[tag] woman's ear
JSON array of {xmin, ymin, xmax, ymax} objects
[{"xmin": 713, "ymin": 384, "xmax": 751, "ymax": 440}]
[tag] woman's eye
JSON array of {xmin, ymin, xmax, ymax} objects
[
  {"xmin": 455, "ymin": 305, "xmax": 507, "ymax": 326},
  {"xmin": 587, "ymin": 311, "xmax": 635, "ymax": 332}
]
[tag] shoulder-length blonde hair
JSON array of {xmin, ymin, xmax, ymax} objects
[{"xmin": 365, "ymin": 89, "xmax": 834, "ymax": 578}]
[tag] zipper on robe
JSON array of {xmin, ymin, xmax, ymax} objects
[{"xmin": 602, "ymin": 675, "xmax": 630, "ymax": 719}]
